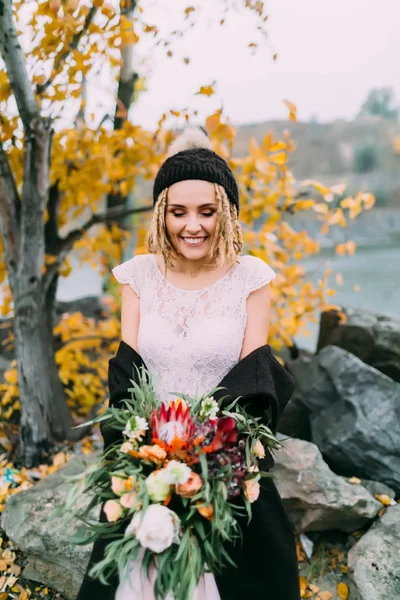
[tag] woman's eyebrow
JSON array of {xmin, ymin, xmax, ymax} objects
[{"xmin": 168, "ymin": 203, "xmax": 217, "ymax": 208}]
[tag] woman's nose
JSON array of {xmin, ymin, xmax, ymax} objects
[{"xmin": 185, "ymin": 217, "xmax": 202, "ymax": 234}]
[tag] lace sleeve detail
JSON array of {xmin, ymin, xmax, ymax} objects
[
  {"xmin": 245, "ymin": 256, "xmax": 276, "ymax": 297},
  {"xmin": 111, "ymin": 256, "xmax": 141, "ymax": 297}
]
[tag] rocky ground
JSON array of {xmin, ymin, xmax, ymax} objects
[{"xmin": 1, "ymin": 304, "xmax": 399, "ymax": 600}]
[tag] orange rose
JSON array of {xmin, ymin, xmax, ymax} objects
[
  {"xmin": 139, "ymin": 444, "xmax": 167, "ymax": 463},
  {"xmin": 176, "ymin": 472, "xmax": 202, "ymax": 498},
  {"xmin": 244, "ymin": 478, "xmax": 260, "ymax": 503},
  {"xmin": 197, "ymin": 503, "xmax": 214, "ymax": 520}
]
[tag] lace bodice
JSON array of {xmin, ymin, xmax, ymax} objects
[{"xmin": 112, "ymin": 254, "xmax": 275, "ymax": 403}]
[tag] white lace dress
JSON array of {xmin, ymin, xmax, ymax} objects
[{"xmin": 111, "ymin": 253, "xmax": 276, "ymax": 600}]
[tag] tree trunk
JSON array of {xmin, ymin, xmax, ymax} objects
[
  {"xmin": 106, "ymin": 1, "xmax": 138, "ymax": 229},
  {"xmin": 14, "ymin": 278, "xmax": 72, "ymax": 467}
]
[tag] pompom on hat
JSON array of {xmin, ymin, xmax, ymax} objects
[{"xmin": 153, "ymin": 127, "xmax": 239, "ymax": 213}]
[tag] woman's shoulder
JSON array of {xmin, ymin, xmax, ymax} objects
[
  {"xmin": 237, "ymin": 254, "xmax": 276, "ymax": 296},
  {"xmin": 111, "ymin": 253, "xmax": 153, "ymax": 295}
]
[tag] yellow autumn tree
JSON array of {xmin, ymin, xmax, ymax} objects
[{"xmin": 0, "ymin": 0, "xmax": 374, "ymax": 466}]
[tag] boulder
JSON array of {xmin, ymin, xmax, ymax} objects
[
  {"xmin": 290, "ymin": 346, "xmax": 400, "ymax": 492},
  {"xmin": 1, "ymin": 454, "xmax": 99, "ymax": 600},
  {"xmin": 317, "ymin": 308, "xmax": 400, "ymax": 382},
  {"xmin": 272, "ymin": 437, "xmax": 381, "ymax": 532},
  {"xmin": 348, "ymin": 504, "xmax": 400, "ymax": 600}
]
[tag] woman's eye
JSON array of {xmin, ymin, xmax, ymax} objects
[
  {"xmin": 202, "ymin": 212, "xmax": 215, "ymax": 217},
  {"xmin": 172, "ymin": 212, "xmax": 185, "ymax": 217}
]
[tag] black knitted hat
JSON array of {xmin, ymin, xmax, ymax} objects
[{"xmin": 153, "ymin": 129, "xmax": 239, "ymax": 212}]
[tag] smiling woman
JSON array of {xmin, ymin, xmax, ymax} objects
[{"xmin": 76, "ymin": 127, "xmax": 300, "ymax": 600}]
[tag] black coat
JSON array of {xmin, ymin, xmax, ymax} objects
[{"xmin": 76, "ymin": 341, "xmax": 300, "ymax": 600}]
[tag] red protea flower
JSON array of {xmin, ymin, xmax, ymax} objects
[
  {"xmin": 151, "ymin": 399, "xmax": 195, "ymax": 444},
  {"xmin": 210, "ymin": 417, "xmax": 238, "ymax": 451}
]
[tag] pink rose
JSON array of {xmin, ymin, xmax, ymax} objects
[
  {"xmin": 244, "ymin": 479, "xmax": 260, "ymax": 503},
  {"xmin": 120, "ymin": 442, "xmax": 134, "ymax": 454},
  {"xmin": 120, "ymin": 491, "xmax": 140, "ymax": 509},
  {"xmin": 103, "ymin": 499, "xmax": 123, "ymax": 522},
  {"xmin": 111, "ymin": 476, "xmax": 126, "ymax": 495},
  {"xmin": 254, "ymin": 440, "xmax": 265, "ymax": 459}
]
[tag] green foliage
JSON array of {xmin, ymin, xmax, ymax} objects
[
  {"xmin": 352, "ymin": 144, "xmax": 380, "ymax": 173},
  {"xmin": 358, "ymin": 87, "xmax": 399, "ymax": 121}
]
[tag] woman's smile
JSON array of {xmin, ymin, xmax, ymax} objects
[{"xmin": 180, "ymin": 236, "xmax": 208, "ymax": 248}]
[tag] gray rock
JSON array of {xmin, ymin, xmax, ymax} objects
[
  {"xmin": 1, "ymin": 454, "xmax": 99, "ymax": 600},
  {"xmin": 309, "ymin": 346, "xmax": 400, "ymax": 492},
  {"xmin": 272, "ymin": 437, "xmax": 381, "ymax": 532},
  {"xmin": 348, "ymin": 504, "xmax": 400, "ymax": 600},
  {"xmin": 317, "ymin": 308, "xmax": 400, "ymax": 382},
  {"xmin": 359, "ymin": 479, "xmax": 396, "ymax": 500}
]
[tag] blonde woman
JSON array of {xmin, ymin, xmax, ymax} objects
[{"xmin": 77, "ymin": 129, "xmax": 300, "ymax": 600}]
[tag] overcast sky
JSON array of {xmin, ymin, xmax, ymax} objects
[{"xmin": 115, "ymin": 0, "xmax": 399, "ymax": 128}]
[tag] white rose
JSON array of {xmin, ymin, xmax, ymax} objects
[
  {"xmin": 145, "ymin": 470, "xmax": 171, "ymax": 502},
  {"xmin": 126, "ymin": 505, "xmax": 180, "ymax": 553},
  {"xmin": 163, "ymin": 460, "xmax": 191, "ymax": 485}
]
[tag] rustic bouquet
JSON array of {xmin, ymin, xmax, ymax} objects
[{"xmin": 65, "ymin": 366, "xmax": 281, "ymax": 600}]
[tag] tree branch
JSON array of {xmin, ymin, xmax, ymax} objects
[
  {"xmin": 43, "ymin": 203, "xmax": 152, "ymax": 289},
  {"xmin": 0, "ymin": 0, "xmax": 40, "ymax": 129},
  {"xmin": 0, "ymin": 142, "xmax": 21, "ymax": 276},
  {"xmin": 37, "ymin": 6, "xmax": 97, "ymax": 95}
]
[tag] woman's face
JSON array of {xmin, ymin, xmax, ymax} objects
[{"xmin": 165, "ymin": 180, "xmax": 218, "ymax": 261}]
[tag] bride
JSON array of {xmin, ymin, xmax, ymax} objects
[{"xmin": 76, "ymin": 128, "xmax": 300, "ymax": 600}]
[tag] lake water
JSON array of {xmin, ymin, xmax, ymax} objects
[
  {"xmin": 55, "ymin": 243, "xmax": 400, "ymax": 353},
  {"xmin": 295, "ymin": 243, "xmax": 400, "ymax": 351}
]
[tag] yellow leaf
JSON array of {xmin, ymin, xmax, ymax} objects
[
  {"xmin": 184, "ymin": 6, "xmax": 195, "ymax": 18},
  {"xmin": 337, "ymin": 582, "xmax": 349, "ymax": 600},
  {"xmin": 294, "ymin": 200, "xmax": 315, "ymax": 212},
  {"xmin": 271, "ymin": 151, "xmax": 287, "ymax": 166},
  {"xmin": 284, "ymin": 99, "xmax": 297, "ymax": 121},
  {"xmin": 299, "ymin": 576, "xmax": 308, "ymax": 592},
  {"xmin": 375, "ymin": 494, "xmax": 393, "ymax": 506},
  {"xmin": 348, "ymin": 476, "xmax": 361, "ymax": 484},
  {"xmin": 354, "ymin": 285, "xmax": 360, "ymax": 292},
  {"xmin": 196, "ymin": 84, "xmax": 215, "ymax": 97}
]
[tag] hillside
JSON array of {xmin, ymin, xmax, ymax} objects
[{"xmin": 234, "ymin": 117, "xmax": 400, "ymax": 206}]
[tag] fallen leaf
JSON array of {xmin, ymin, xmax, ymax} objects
[
  {"xmin": 348, "ymin": 476, "xmax": 361, "ymax": 484},
  {"xmin": 375, "ymin": 494, "xmax": 394, "ymax": 506},
  {"xmin": 10, "ymin": 563, "xmax": 21, "ymax": 576},
  {"xmin": 299, "ymin": 576, "xmax": 308, "ymax": 592},
  {"xmin": 0, "ymin": 559, "xmax": 7, "ymax": 570},
  {"xmin": 309, "ymin": 583, "xmax": 320, "ymax": 593},
  {"xmin": 318, "ymin": 592, "xmax": 333, "ymax": 600},
  {"xmin": 337, "ymin": 582, "xmax": 349, "ymax": 599}
]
